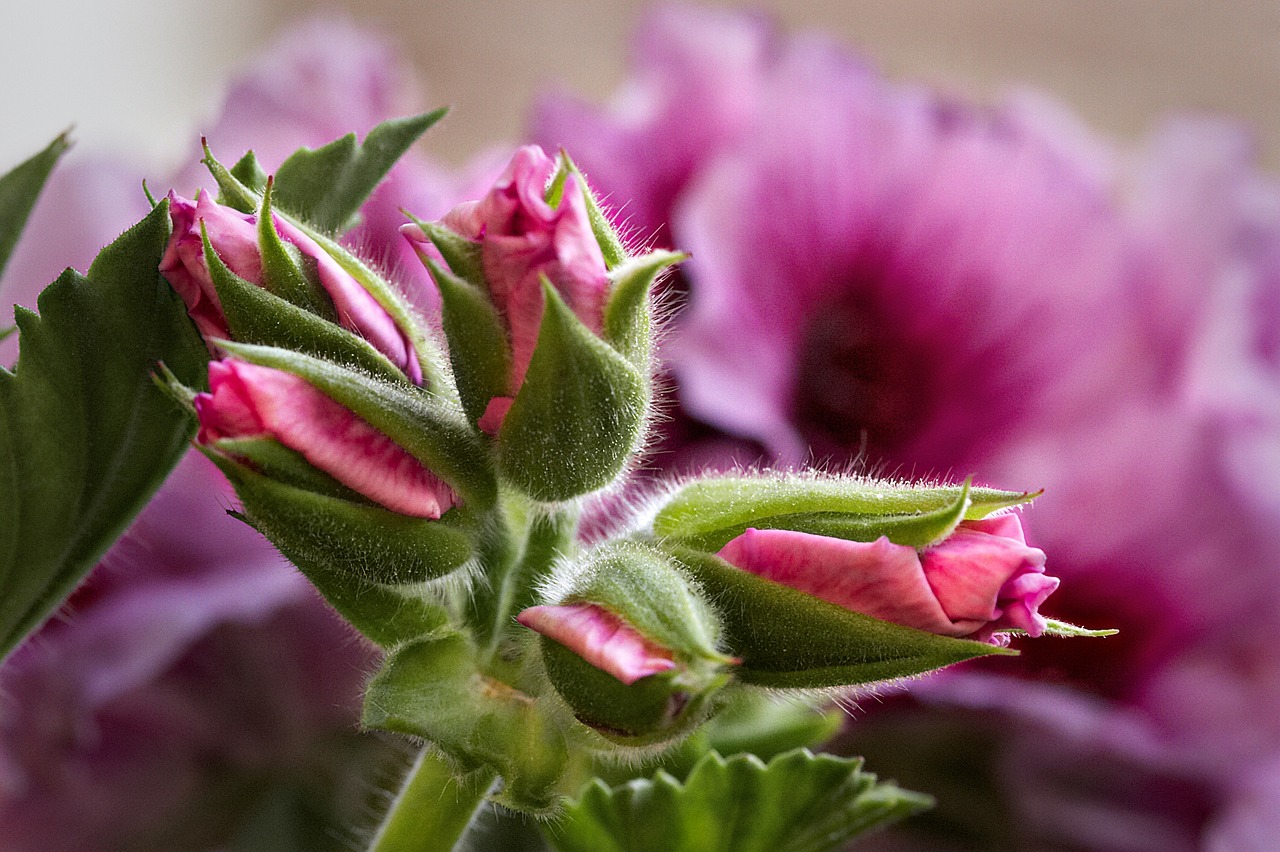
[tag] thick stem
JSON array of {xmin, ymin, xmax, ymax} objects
[
  {"xmin": 472, "ymin": 500, "xmax": 579, "ymax": 665},
  {"xmin": 366, "ymin": 747, "xmax": 497, "ymax": 852}
]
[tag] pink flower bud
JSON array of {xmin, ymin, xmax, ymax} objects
[
  {"xmin": 160, "ymin": 190, "xmax": 423, "ymax": 384},
  {"xmin": 403, "ymin": 145, "xmax": 609, "ymax": 430},
  {"xmin": 716, "ymin": 513, "xmax": 1057, "ymax": 642},
  {"xmin": 194, "ymin": 359, "xmax": 456, "ymax": 518},
  {"xmin": 517, "ymin": 602, "xmax": 677, "ymax": 685}
]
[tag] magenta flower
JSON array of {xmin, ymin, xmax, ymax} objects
[
  {"xmin": 517, "ymin": 603, "xmax": 677, "ymax": 685},
  {"xmin": 403, "ymin": 144, "xmax": 609, "ymax": 431},
  {"xmin": 160, "ymin": 190, "xmax": 423, "ymax": 384},
  {"xmin": 717, "ymin": 513, "xmax": 1056, "ymax": 642},
  {"xmin": 194, "ymin": 359, "xmax": 456, "ymax": 518}
]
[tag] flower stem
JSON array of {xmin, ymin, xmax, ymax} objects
[{"xmin": 366, "ymin": 747, "xmax": 497, "ymax": 852}]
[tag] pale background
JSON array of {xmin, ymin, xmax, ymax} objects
[{"xmin": 2, "ymin": 0, "xmax": 1278, "ymax": 170}]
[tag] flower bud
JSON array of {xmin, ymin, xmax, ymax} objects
[
  {"xmin": 519, "ymin": 541, "xmax": 733, "ymax": 745},
  {"xmin": 403, "ymin": 146, "xmax": 682, "ymax": 501},
  {"xmin": 651, "ymin": 474, "xmax": 1062, "ymax": 689},
  {"xmin": 160, "ymin": 189, "xmax": 424, "ymax": 384},
  {"xmin": 195, "ymin": 358, "xmax": 455, "ymax": 518}
]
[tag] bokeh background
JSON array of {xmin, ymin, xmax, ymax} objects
[{"xmin": 3, "ymin": 0, "xmax": 1279, "ymax": 169}]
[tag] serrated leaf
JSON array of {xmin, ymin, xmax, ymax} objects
[
  {"xmin": 0, "ymin": 132, "xmax": 70, "ymax": 282},
  {"xmin": 272, "ymin": 109, "xmax": 447, "ymax": 233},
  {"xmin": 653, "ymin": 474, "xmax": 1035, "ymax": 544},
  {"xmin": 0, "ymin": 202, "xmax": 207, "ymax": 661},
  {"xmin": 548, "ymin": 749, "xmax": 930, "ymax": 852}
]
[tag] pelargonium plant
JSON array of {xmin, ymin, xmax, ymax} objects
[{"xmin": 0, "ymin": 99, "xmax": 1110, "ymax": 849}]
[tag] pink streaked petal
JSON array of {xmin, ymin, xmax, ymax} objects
[
  {"xmin": 919, "ymin": 523, "xmax": 1047, "ymax": 629},
  {"xmin": 997, "ymin": 572, "xmax": 1060, "ymax": 636},
  {"xmin": 193, "ymin": 190, "xmax": 263, "ymax": 283},
  {"xmin": 960, "ymin": 512, "xmax": 1028, "ymax": 544},
  {"xmin": 517, "ymin": 603, "xmax": 677, "ymax": 685},
  {"xmin": 194, "ymin": 361, "xmax": 268, "ymax": 442},
  {"xmin": 201, "ymin": 361, "xmax": 455, "ymax": 518},
  {"xmin": 271, "ymin": 216, "xmax": 422, "ymax": 385},
  {"xmin": 717, "ymin": 529, "xmax": 962, "ymax": 636},
  {"xmin": 550, "ymin": 176, "xmax": 608, "ymax": 334}
]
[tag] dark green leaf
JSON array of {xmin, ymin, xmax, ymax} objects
[
  {"xmin": 548, "ymin": 749, "xmax": 930, "ymax": 852},
  {"xmin": 0, "ymin": 202, "xmax": 207, "ymax": 661},
  {"xmin": 0, "ymin": 132, "xmax": 70, "ymax": 282},
  {"xmin": 272, "ymin": 110, "xmax": 447, "ymax": 233}
]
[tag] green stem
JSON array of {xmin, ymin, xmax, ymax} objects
[
  {"xmin": 366, "ymin": 747, "xmax": 497, "ymax": 852},
  {"xmin": 470, "ymin": 499, "xmax": 579, "ymax": 666}
]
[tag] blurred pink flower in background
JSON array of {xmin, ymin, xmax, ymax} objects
[{"xmin": 536, "ymin": 5, "xmax": 1280, "ymax": 848}]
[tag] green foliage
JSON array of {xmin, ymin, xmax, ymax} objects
[
  {"xmin": 0, "ymin": 202, "xmax": 207, "ymax": 661},
  {"xmin": 0, "ymin": 133, "xmax": 69, "ymax": 282},
  {"xmin": 271, "ymin": 109, "xmax": 447, "ymax": 233},
  {"xmin": 498, "ymin": 281, "xmax": 647, "ymax": 502},
  {"xmin": 548, "ymin": 749, "xmax": 930, "ymax": 852}
]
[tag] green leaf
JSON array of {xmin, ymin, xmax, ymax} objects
[
  {"xmin": 1038, "ymin": 619, "xmax": 1118, "ymax": 638},
  {"xmin": 672, "ymin": 548, "xmax": 1012, "ymax": 689},
  {"xmin": 499, "ymin": 281, "xmax": 647, "ymax": 502},
  {"xmin": 229, "ymin": 150, "xmax": 269, "ymax": 195},
  {"xmin": 272, "ymin": 109, "xmax": 447, "ymax": 233},
  {"xmin": 548, "ymin": 749, "xmax": 930, "ymax": 852},
  {"xmin": 653, "ymin": 474, "xmax": 1036, "ymax": 544},
  {"xmin": 0, "ymin": 132, "xmax": 70, "ymax": 282},
  {"xmin": 0, "ymin": 202, "xmax": 207, "ymax": 661}
]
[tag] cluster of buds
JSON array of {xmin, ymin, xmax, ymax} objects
[{"xmin": 155, "ymin": 119, "xmax": 1102, "ymax": 813}]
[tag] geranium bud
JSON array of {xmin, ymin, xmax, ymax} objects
[
  {"xmin": 403, "ymin": 146, "xmax": 682, "ymax": 502},
  {"xmin": 717, "ymin": 513, "xmax": 1058, "ymax": 642},
  {"xmin": 161, "ymin": 190, "xmax": 423, "ymax": 383},
  {"xmin": 195, "ymin": 358, "xmax": 455, "ymax": 518},
  {"xmin": 521, "ymin": 542, "xmax": 732, "ymax": 744}
]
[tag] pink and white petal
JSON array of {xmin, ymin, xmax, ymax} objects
[{"xmin": 518, "ymin": 603, "xmax": 676, "ymax": 685}]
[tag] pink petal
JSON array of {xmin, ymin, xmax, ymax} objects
[
  {"xmin": 717, "ymin": 529, "xmax": 962, "ymax": 636},
  {"xmin": 517, "ymin": 603, "xmax": 677, "ymax": 685},
  {"xmin": 196, "ymin": 360, "xmax": 454, "ymax": 518}
]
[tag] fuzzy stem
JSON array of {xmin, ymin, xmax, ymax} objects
[
  {"xmin": 366, "ymin": 747, "xmax": 497, "ymax": 852},
  {"xmin": 472, "ymin": 500, "xmax": 579, "ymax": 666}
]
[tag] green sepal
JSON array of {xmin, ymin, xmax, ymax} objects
[
  {"xmin": 534, "ymin": 541, "xmax": 732, "ymax": 744},
  {"xmin": 201, "ymin": 225, "xmax": 406, "ymax": 384},
  {"xmin": 229, "ymin": 150, "xmax": 268, "ymax": 195},
  {"xmin": 0, "ymin": 201, "xmax": 207, "ymax": 661},
  {"xmin": 548, "ymin": 151, "xmax": 627, "ymax": 270},
  {"xmin": 548, "ymin": 749, "xmax": 931, "ymax": 852},
  {"xmin": 202, "ymin": 138, "xmax": 259, "ymax": 213},
  {"xmin": 499, "ymin": 280, "xmax": 647, "ymax": 502},
  {"xmin": 364, "ymin": 632, "xmax": 569, "ymax": 814},
  {"xmin": 272, "ymin": 109, "xmax": 447, "ymax": 234},
  {"xmin": 0, "ymin": 131, "xmax": 69, "ymax": 281},
  {"xmin": 667, "ymin": 480, "xmax": 973, "ymax": 553},
  {"xmin": 0, "ymin": 326, "xmax": 14, "ymax": 343},
  {"xmin": 653, "ymin": 473, "xmax": 1035, "ymax": 545},
  {"xmin": 256, "ymin": 177, "xmax": 335, "ymax": 318},
  {"xmin": 1036, "ymin": 619, "xmax": 1118, "ymax": 638},
  {"xmin": 672, "ymin": 547, "xmax": 1013, "ymax": 689},
  {"xmin": 603, "ymin": 250, "xmax": 683, "ymax": 367},
  {"xmin": 217, "ymin": 341, "xmax": 496, "ymax": 508},
  {"xmin": 405, "ymin": 212, "xmax": 486, "ymax": 288},
  {"xmin": 427, "ymin": 256, "xmax": 513, "ymax": 425},
  {"xmin": 204, "ymin": 451, "xmax": 461, "ymax": 646}
]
